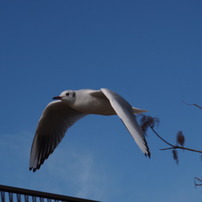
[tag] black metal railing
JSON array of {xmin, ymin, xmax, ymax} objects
[{"xmin": 0, "ymin": 185, "xmax": 100, "ymax": 202}]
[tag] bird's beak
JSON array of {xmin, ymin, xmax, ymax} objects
[{"xmin": 52, "ymin": 96, "xmax": 62, "ymax": 100}]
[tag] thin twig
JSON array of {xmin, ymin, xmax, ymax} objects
[
  {"xmin": 149, "ymin": 125, "xmax": 173, "ymax": 147},
  {"xmin": 149, "ymin": 125, "xmax": 202, "ymax": 153},
  {"xmin": 194, "ymin": 177, "xmax": 202, "ymax": 187},
  {"xmin": 192, "ymin": 104, "xmax": 202, "ymax": 109},
  {"xmin": 160, "ymin": 146, "xmax": 202, "ymax": 153},
  {"xmin": 194, "ymin": 177, "xmax": 202, "ymax": 183},
  {"xmin": 183, "ymin": 101, "xmax": 202, "ymax": 109}
]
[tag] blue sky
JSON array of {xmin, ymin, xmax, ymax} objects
[{"xmin": 1, "ymin": 0, "xmax": 202, "ymax": 201}]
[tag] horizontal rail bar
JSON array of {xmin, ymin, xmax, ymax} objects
[{"xmin": 0, "ymin": 185, "xmax": 100, "ymax": 202}]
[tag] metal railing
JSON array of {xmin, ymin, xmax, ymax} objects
[{"xmin": 0, "ymin": 185, "xmax": 100, "ymax": 202}]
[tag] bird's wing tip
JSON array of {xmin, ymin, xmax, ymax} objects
[
  {"xmin": 145, "ymin": 151, "xmax": 151, "ymax": 158},
  {"xmin": 29, "ymin": 165, "xmax": 39, "ymax": 172}
]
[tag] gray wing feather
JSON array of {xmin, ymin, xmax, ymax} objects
[
  {"xmin": 29, "ymin": 101, "xmax": 86, "ymax": 171},
  {"xmin": 101, "ymin": 88, "xmax": 150, "ymax": 157}
]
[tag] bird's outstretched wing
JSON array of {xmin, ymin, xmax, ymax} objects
[
  {"xmin": 101, "ymin": 88, "xmax": 150, "ymax": 157},
  {"xmin": 29, "ymin": 101, "xmax": 86, "ymax": 172}
]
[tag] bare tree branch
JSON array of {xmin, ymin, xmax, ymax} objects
[
  {"xmin": 150, "ymin": 124, "xmax": 202, "ymax": 153},
  {"xmin": 149, "ymin": 124, "xmax": 173, "ymax": 147},
  {"xmin": 160, "ymin": 146, "xmax": 202, "ymax": 153},
  {"xmin": 194, "ymin": 177, "xmax": 202, "ymax": 187},
  {"xmin": 183, "ymin": 101, "xmax": 202, "ymax": 110},
  {"xmin": 139, "ymin": 110, "xmax": 202, "ymax": 191},
  {"xmin": 139, "ymin": 115, "xmax": 202, "ymax": 154}
]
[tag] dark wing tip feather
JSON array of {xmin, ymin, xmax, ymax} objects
[
  {"xmin": 144, "ymin": 137, "xmax": 151, "ymax": 158},
  {"xmin": 145, "ymin": 150, "xmax": 151, "ymax": 158}
]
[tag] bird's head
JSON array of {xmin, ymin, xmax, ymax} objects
[{"xmin": 53, "ymin": 90, "xmax": 76, "ymax": 104}]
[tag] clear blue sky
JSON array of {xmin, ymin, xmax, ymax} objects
[{"xmin": 1, "ymin": 1, "xmax": 202, "ymax": 201}]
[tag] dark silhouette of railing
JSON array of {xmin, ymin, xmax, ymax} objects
[{"xmin": 0, "ymin": 185, "xmax": 100, "ymax": 202}]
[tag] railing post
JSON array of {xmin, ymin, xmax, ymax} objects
[{"xmin": 1, "ymin": 191, "xmax": 5, "ymax": 202}]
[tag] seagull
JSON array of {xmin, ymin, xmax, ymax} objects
[{"xmin": 29, "ymin": 88, "xmax": 150, "ymax": 172}]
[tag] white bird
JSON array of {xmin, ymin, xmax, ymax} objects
[{"xmin": 29, "ymin": 88, "xmax": 150, "ymax": 172}]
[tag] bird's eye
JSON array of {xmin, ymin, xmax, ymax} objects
[{"xmin": 66, "ymin": 93, "xmax": 69, "ymax": 96}]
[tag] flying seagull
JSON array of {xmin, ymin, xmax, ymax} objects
[{"xmin": 30, "ymin": 88, "xmax": 150, "ymax": 172}]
